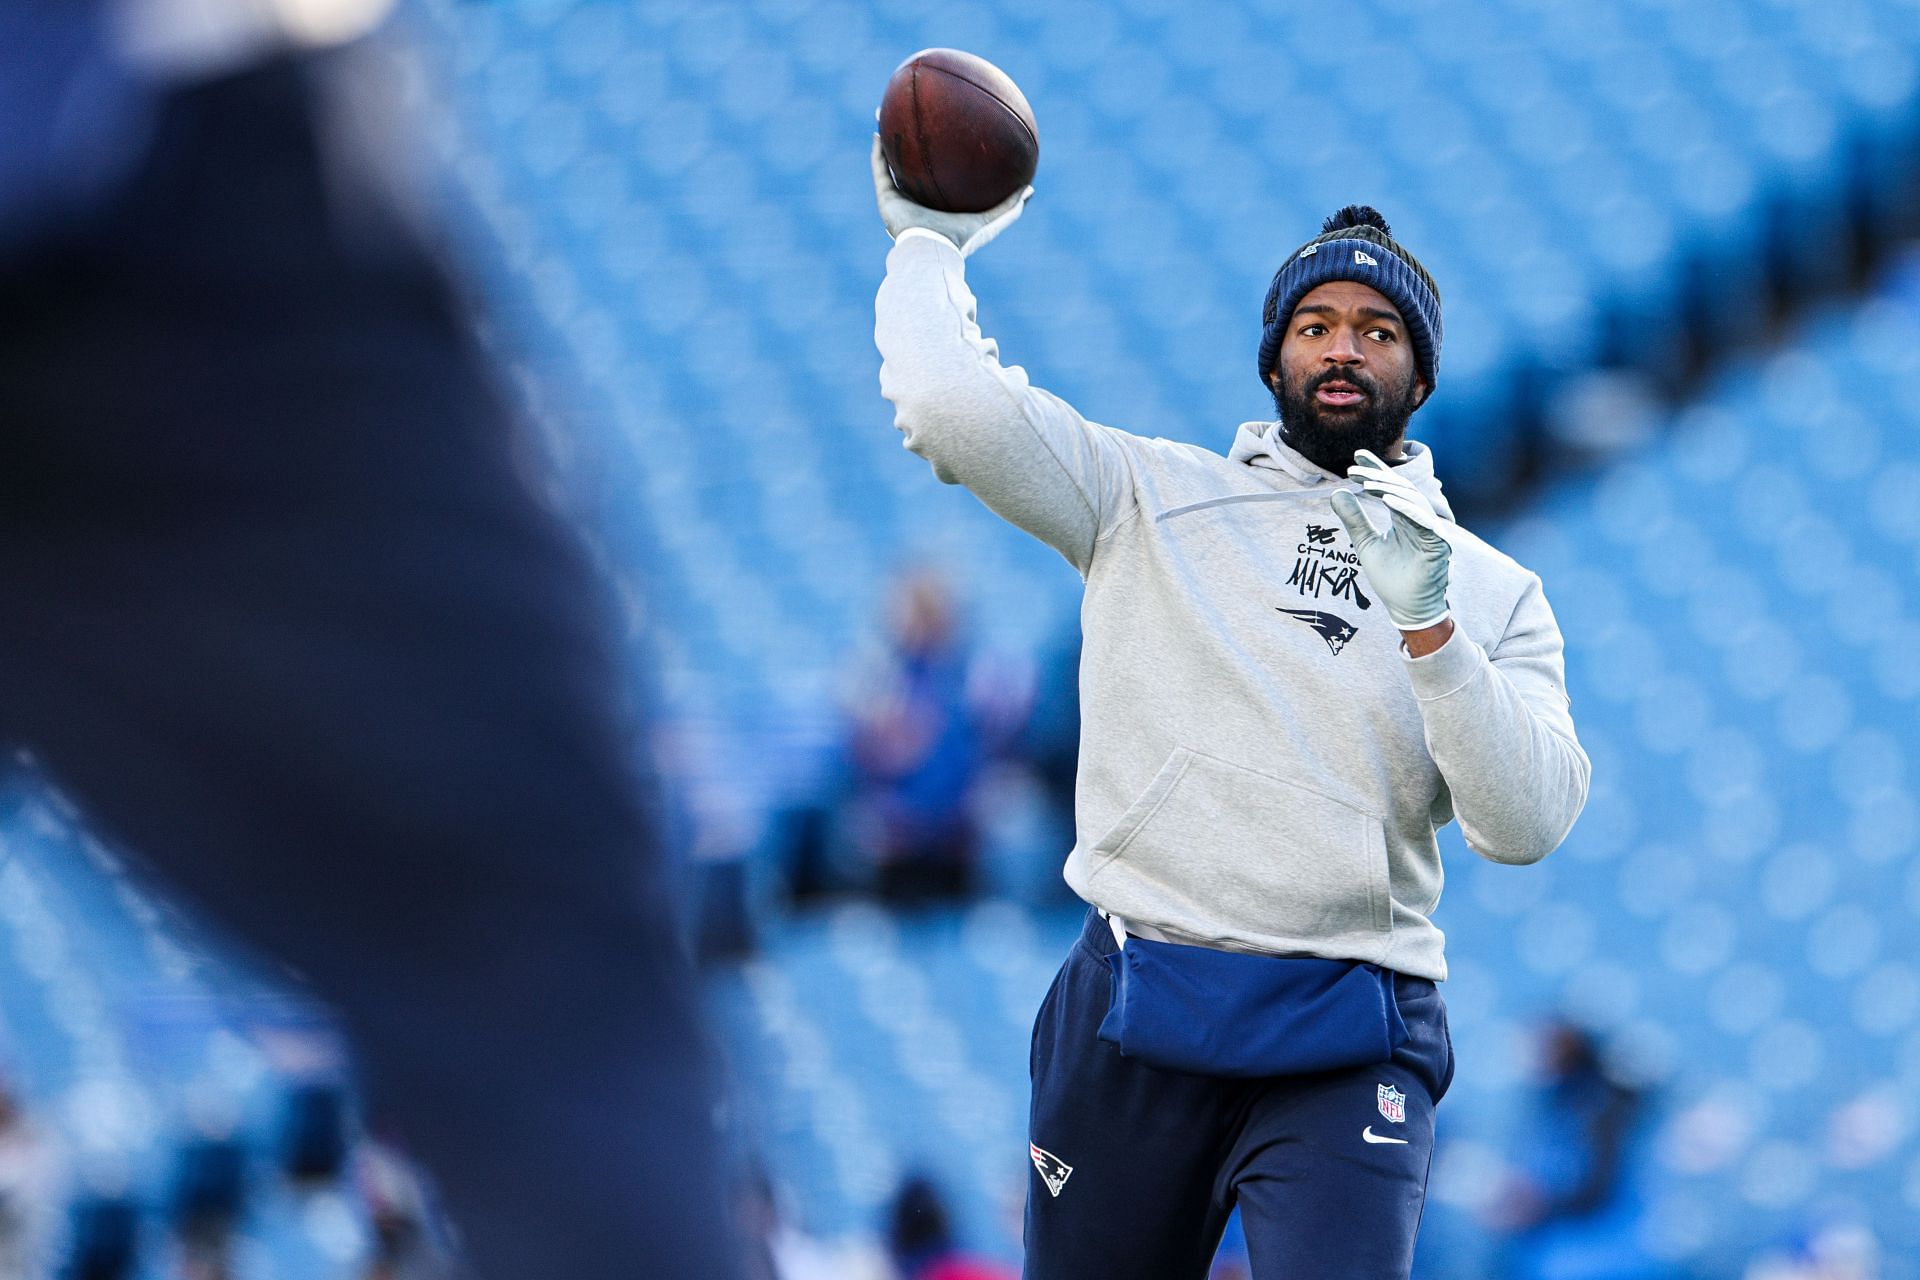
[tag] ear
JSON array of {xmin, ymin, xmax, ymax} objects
[{"xmin": 1412, "ymin": 378, "xmax": 1432, "ymax": 409}]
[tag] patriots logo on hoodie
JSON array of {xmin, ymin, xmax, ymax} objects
[{"xmin": 1277, "ymin": 608, "xmax": 1358, "ymax": 656}]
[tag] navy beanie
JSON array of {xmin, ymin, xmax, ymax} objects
[{"xmin": 1258, "ymin": 206, "xmax": 1442, "ymax": 394}]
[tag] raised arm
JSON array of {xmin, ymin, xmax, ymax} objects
[{"xmin": 872, "ymin": 141, "xmax": 1136, "ymax": 574}]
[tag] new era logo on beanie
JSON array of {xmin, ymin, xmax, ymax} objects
[{"xmin": 1258, "ymin": 206, "xmax": 1443, "ymax": 394}]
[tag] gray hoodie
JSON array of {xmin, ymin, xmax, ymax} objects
[{"xmin": 875, "ymin": 230, "xmax": 1589, "ymax": 981}]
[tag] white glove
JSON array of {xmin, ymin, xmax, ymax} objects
[
  {"xmin": 1329, "ymin": 449, "xmax": 1453, "ymax": 631},
  {"xmin": 870, "ymin": 136, "xmax": 1031, "ymax": 258}
]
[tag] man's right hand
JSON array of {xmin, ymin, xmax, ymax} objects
[
  {"xmin": 1329, "ymin": 449, "xmax": 1454, "ymax": 634},
  {"xmin": 871, "ymin": 136, "xmax": 1031, "ymax": 258}
]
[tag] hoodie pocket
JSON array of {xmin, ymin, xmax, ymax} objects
[{"xmin": 1087, "ymin": 747, "xmax": 1392, "ymax": 944}]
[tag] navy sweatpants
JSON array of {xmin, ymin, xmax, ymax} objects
[{"xmin": 1026, "ymin": 910, "xmax": 1454, "ymax": 1280}]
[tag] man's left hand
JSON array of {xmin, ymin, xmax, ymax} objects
[
  {"xmin": 1328, "ymin": 449, "xmax": 1453, "ymax": 638},
  {"xmin": 871, "ymin": 136, "xmax": 1031, "ymax": 258}
]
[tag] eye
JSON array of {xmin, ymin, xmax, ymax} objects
[
  {"xmin": 1367, "ymin": 328, "xmax": 1396, "ymax": 343},
  {"xmin": 1299, "ymin": 324, "xmax": 1328, "ymax": 337}
]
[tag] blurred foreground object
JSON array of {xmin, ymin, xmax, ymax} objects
[{"xmin": 0, "ymin": 3, "xmax": 738, "ymax": 1276}]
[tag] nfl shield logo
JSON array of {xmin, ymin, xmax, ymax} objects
[{"xmin": 1377, "ymin": 1083, "xmax": 1407, "ymax": 1125}]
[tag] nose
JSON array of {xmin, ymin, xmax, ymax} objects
[{"xmin": 1323, "ymin": 327, "xmax": 1364, "ymax": 366}]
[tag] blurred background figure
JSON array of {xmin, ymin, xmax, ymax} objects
[
  {"xmin": 845, "ymin": 572, "xmax": 1028, "ymax": 907},
  {"xmin": 1490, "ymin": 1021, "xmax": 1664, "ymax": 1280},
  {"xmin": 885, "ymin": 1174, "xmax": 1016, "ymax": 1280}
]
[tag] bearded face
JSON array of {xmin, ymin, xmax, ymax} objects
[
  {"xmin": 1270, "ymin": 361, "xmax": 1423, "ymax": 478},
  {"xmin": 1265, "ymin": 280, "xmax": 1428, "ymax": 477}
]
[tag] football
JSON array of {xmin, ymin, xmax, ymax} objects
[{"xmin": 878, "ymin": 49, "xmax": 1039, "ymax": 214}]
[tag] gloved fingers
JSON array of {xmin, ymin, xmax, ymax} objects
[
  {"xmin": 1348, "ymin": 467, "xmax": 1422, "ymax": 504},
  {"xmin": 961, "ymin": 184, "xmax": 1034, "ymax": 256},
  {"xmin": 998, "ymin": 184, "xmax": 1036, "ymax": 220},
  {"xmin": 1347, "ymin": 451, "xmax": 1429, "ymax": 498},
  {"xmin": 1367, "ymin": 478, "xmax": 1436, "ymax": 521},
  {"xmin": 1329, "ymin": 489, "xmax": 1381, "ymax": 550},
  {"xmin": 1352, "ymin": 468, "xmax": 1420, "ymax": 502},
  {"xmin": 1340, "ymin": 458, "xmax": 1438, "ymax": 533},
  {"xmin": 1350, "ymin": 466, "xmax": 1440, "ymax": 530},
  {"xmin": 1350, "ymin": 448, "xmax": 1394, "ymax": 475},
  {"xmin": 1351, "ymin": 452, "xmax": 1443, "ymax": 506},
  {"xmin": 1377, "ymin": 491, "xmax": 1446, "ymax": 535},
  {"xmin": 870, "ymin": 134, "xmax": 900, "ymax": 198},
  {"xmin": 1362, "ymin": 479, "xmax": 1435, "ymax": 522},
  {"xmin": 1347, "ymin": 473, "xmax": 1394, "ymax": 500},
  {"xmin": 872, "ymin": 136, "xmax": 942, "ymax": 243}
]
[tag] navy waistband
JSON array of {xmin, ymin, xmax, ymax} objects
[
  {"xmin": 1076, "ymin": 907, "xmax": 1437, "ymax": 999},
  {"xmin": 1077, "ymin": 905, "xmax": 1120, "ymax": 958}
]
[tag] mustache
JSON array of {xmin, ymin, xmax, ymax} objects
[{"xmin": 1306, "ymin": 367, "xmax": 1381, "ymax": 398}]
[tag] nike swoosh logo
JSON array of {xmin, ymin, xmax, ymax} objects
[{"xmin": 1362, "ymin": 1127, "xmax": 1408, "ymax": 1145}]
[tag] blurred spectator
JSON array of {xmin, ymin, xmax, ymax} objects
[
  {"xmin": 0, "ymin": 1075, "xmax": 59, "ymax": 1280},
  {"xmin": 1491, "ymin": 1020, "xmax": 1664, "ymax": 1280},
  {"xmin": 846, "ymin": 572, "xmax": 1026, "ymax": 906},
  {"xmin": 885, "ymin": 1175, "xmax": 1014, "ymax": 1280}
]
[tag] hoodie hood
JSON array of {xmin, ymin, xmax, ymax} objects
[{"xmin": 1227, "ymin": 421, "xmax": 1455, "ymax": 522}]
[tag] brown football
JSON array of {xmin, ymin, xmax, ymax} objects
[{"xmin": 879, "ymin": 49, "xmax": 1039, "ymax": 214}]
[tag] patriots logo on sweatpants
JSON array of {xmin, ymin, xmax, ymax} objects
[{"xmin": 1030, "ymin": 1143, "xmax": 1073, "ymax": 1197}]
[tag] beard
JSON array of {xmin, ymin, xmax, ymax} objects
[{"xmin": 1272, "ymin": 365, "xmax": 1422, "ymax": 477}]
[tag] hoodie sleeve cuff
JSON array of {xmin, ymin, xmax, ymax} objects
[
  {"xmin": 1403, "ymin": 627, "xmax": 1486, "ymax": 701},
  {"xmin": 892, "ymin": 227, "xmax": 963, "ymax": 256}
]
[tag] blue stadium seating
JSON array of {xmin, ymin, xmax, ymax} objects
[
  {"xmin": 5, "ymin": 1, "xmax": 1920, "ymax": 1274},
  {"xmin": 420, "ymin": 0, "xmax": 1920, "ymax": 1271},
  {"xmin": 0, "ymin": 778, "xmax": 368, "ymax": 1275}
]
